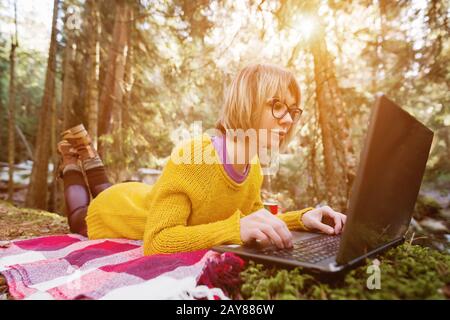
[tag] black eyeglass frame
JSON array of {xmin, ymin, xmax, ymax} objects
[{"xmin": 269, "ymin": 98, "xmax": 303, "ymax": 122}]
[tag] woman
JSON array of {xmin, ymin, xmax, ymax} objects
[{"xmin": 58, "ymin": 63, "xmax": 346, "ymax": 255}]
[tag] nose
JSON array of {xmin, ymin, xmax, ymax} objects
[{"xmin": 279, "ymin": 111, "xmax": 293, "ymax": 127}]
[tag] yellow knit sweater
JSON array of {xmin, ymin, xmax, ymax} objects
[{"xmin": 86, "ymin": 133, "xmax": 313, "ymax": 255}]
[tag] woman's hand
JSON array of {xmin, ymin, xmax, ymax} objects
[
  {"xmin": 240, "ymin": 209, "xmax": 292, "ymax": 249},
  {"xmin": 301, "ymin": 206, "xmax": 347, "ymax": 235}
]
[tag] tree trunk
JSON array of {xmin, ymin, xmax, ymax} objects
[
  {"xmin": 309, "ymin": 6, "xmax": 352, "ymax": 211},
  {"xmin": 116, "ymin": 9, "xmax": 135, "ymax": 182},
  {"xmin": 61, "ymin": 10, "xmax": 77, "ymax": 131},
  {"xmin": 25, "ymin": 0, "xmax": 59, "ymax": 210},
  {"xmin": 8, "ymin": 1, "xmax": 18, "ymax": 202},
  {"xmin": 85, "ymin": 0, "xmax": 101, "ymax": 148},
  {"xmin": 15, "ymin": 124, "xmax": 33, "ymax": 160},
  {"xmin": 311, "ymin": 44, "xmax": 340, "ymax": 208},
  {"xmin": 98, "ymin": 0, "xmax": 130, "ymax": 160},
  {"xmin": 372, "ymin": 0, "xmax": 386, "ymax": 92},
  {"xmin": 324, "ymin": 52, "xmax": 357, "ymax": 200},
  {"xmin": 49, "ymin": 97, "xmax": 59, "ymax": 213},
  {"xmin": 8, "ymin": 44, "xmax": 17, "ymax": 201},
  {"xmin": 122, "ymin": 12, "xmax": 134, "ymax": 131}
]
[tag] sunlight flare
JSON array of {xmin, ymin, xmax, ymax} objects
[{"xmin": 295, "ymin": 15, "xmax": 316, "ymax": 40}]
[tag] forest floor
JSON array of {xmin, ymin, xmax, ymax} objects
[
  {"xmin": 0, "ymin": 181, "xmax": 449, "ymax": 300},
  {"xmin": 0, "ymin": 200, "xmax": 70, "ymax": 300}
]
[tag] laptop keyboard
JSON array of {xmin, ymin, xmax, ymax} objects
[{"xmin": 259, "ymin": 235, "xmax": 340, "ymax": 264}]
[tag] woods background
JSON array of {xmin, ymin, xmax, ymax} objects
[{"xmin": 0, "ymin": 0, "xmax": 448, "ymax": 219}]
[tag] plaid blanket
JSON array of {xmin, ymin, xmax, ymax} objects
[{"xmin": 0, "ymin": 234, "xmax": 244, "ymax": 300}]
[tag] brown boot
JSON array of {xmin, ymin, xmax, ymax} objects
[
  {"xmin": 61, "ymin": 124, "xmax": 97, "ymax": 161},
  {"xmin": 56, "ymin": 140, "xmax": 80, "ymax": 179}
]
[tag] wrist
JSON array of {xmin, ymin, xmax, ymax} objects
[{"xmin": 299, "ymin": 207, "xmax": 314, "ymax": 231}]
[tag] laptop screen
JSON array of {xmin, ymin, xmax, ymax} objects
[{"xmin": 336, "ymin": 94, "xmax": 434, "ymax": 265}]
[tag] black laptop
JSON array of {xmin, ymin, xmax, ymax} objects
[{"xmin": 213, "ymin": 94, "xmax": 434, "ymax": 273}]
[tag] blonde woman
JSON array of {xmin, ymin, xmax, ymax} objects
[{"xmin": 58, "ymin": 63, "xmax": 346, "ymax": 255}]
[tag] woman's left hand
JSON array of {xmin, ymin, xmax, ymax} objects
[{"xmin": 301, "ymin": 206, "xmax": 347, "ymax": 235}]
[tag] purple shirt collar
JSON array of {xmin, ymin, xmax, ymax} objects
[{"xmin": 211, "ymin": 135, "xmax": 250, "ymax": 183}]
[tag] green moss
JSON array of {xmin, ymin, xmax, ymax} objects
[{"xmin": 239, "ymin": 243, "xmax": 450, "ymax": 300}]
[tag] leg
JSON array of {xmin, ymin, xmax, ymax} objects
[
  {"xmin": 62, "ymin": 124, "xmax": 113, "ymax": 199},
  {"xmin": 83, "ymin": 158, "xmax": 113, "ymax": 198},
  {"xmin": 62, "ymin": 165, "xmax": 89, "ymax": 237}
]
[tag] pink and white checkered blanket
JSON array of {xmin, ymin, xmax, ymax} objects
[{"xmin": 0, "ymin": 234, "xmax": 244, "ymax": 300}]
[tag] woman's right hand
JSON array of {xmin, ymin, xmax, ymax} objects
[{"xmin": 240, "ymin": 209, "xmax": 293, "ymax": 249}]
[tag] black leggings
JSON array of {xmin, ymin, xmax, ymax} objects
[{"xmin": 63, "ymin": 167, "xmax": 113, "ymax": 237}]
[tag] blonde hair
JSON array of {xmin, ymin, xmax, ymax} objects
[{"xmin": 215, "ymin": 63, "xmax": 301, "ymax": 149}]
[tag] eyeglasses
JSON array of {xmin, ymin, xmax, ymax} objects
[{"xmin": 269, "ymin": 98, "xmax": 303, "ymax": 123}]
